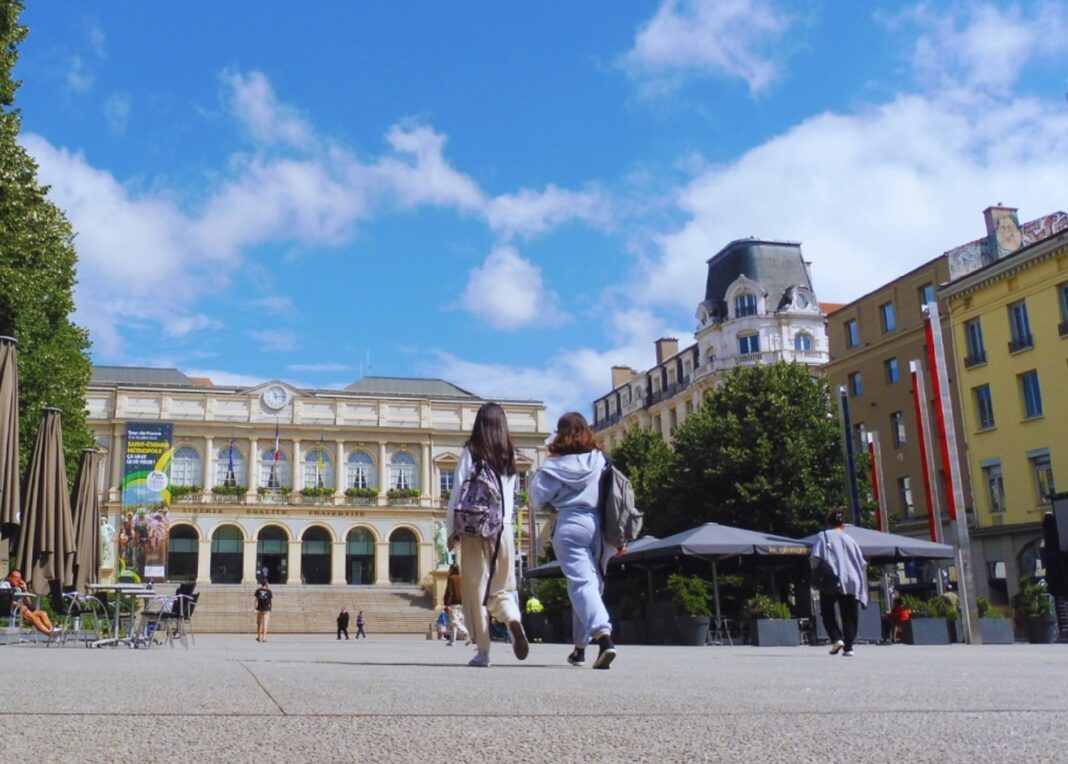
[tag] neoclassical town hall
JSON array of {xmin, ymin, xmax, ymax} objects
[{"xmin": 87, "ymin": 367, "xmax": 548, "ymax": 589}]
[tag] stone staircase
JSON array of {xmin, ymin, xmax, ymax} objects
[{"xmin": 189, "ymin": 584, "xmax": 438, "ymax": 634}]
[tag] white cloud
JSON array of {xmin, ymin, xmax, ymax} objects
[
  {"xmin": 287, "ymin": 363, "xmax": 353, "ymax": 373},
  {"xmin": 88, "ymin": 22, "xmax": 107, "ymax": 59},
  {"xmin": 485, "ymin": 185, "xmax": 611, "ymax": 238},
  {"xmin": 182, "ymin": 368, "xmax": 268, "ymax": 388},
  {"xmin": 66, "ymin": 54, "xmax": 93, "ymax": 92},
  {"xmin": 104, "ymin": 93, "xmax": 130, "ymax": 134},
  {"xmin": 248, "ymin": 330, "xmax": 299, "ymax": 352},
  {"xmin": 622, "ymin": 0, "xmax": 791, "ymax": 96},
  {"xmin": 461, "ymin": 246, "xmax": 568, "ymax": 331},
  {"xmin": 223, "ymin": 70, "xmax": 315, "ymax": 148},
  {"xmin": 372, "ymin": 124, "xmax": 485, "ymax": 212},
  {"xmin": 248, "ymin": 297, "xmax": 297, "ymax": 315}
]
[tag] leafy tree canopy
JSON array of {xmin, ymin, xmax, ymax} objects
[
  {"xmin": 609, "ymin": 424, "xmax": 678, "ymax": 537},
  {"xmin": 1, "ymin": 0, "xmax": 94, "ymax": 482}
]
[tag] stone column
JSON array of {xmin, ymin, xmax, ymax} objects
[
  {"xmin": 248, "ymin": 438, "xmax": 259, "ymax": 497},
  {"xmin": 287, "ymin": 540, "xmax": 302, "ymax": 585},
  {"xmin": 293, "ymin": 439, "xmax": 303, "ymax": 492},
  {"xmin": 331, "ymin": 541, "xmax": 346, "ymax": 585},
  {"xmin": 109, "ymin": 433, "xmax": 124, "ymax": 503},
  {"xmin": 379, "ymin": 442, "xmax": 389, "ymax": 497},
  {"xmin": 421, "ymin": 443, "xmax": 431, "ymax": 498},
  {"xmin": 242, "ymin": 539, "xmax": 258, "ymax": 584},
  {"xmin": 196, "ymin": 538, "xmax": 212, "ymax": 584},
  {"xmin": 375, "ymin": 541, "xmax": 391, "ymax": 584},
  {"xmin": 334, "ymin": 440, "xmax": 346, "ymax": 497},
  {"xmin": 204, "ymin": 436, "xmax": 215, "ymax": 491}
]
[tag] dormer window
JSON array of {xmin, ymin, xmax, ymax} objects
[
  {"xmin": 735, "ymin": 292, "xmax": 757, "ymax": 318},
  {"xmin": 794, "ymin": 333, "xmax": 813, "ymax": 351}
]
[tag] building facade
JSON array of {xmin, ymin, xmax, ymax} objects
[
  {"xmin": 941, "ymin": 208, "xmax": 1068, "ymax": 602},
  {"xmin": 593, "ymin": 238, "xmax": 830, "ymax": 446},
  {"xmin": 823, "ymin": 255, "xmax": 972, "ymax": 544},
  {"xmin": 87, "ymin": 367, "xmax": 548, "ymax": 589}
]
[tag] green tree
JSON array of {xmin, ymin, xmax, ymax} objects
[
  {"xmin": 1, "ymin": 0, "xmax": 93, "ymax": 481},
  {"xmin": 669, "ymin": 362, "xmax": 859, "ymax": 538},
  {"xmin": 609, "ymin": 425, "xmax": 677, "ymax": 537}
]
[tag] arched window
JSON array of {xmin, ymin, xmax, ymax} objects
[
  {"xmin": 167, "ymin": 525, "xmax": 198, "ymax": 583},
  {"xmin": 171, "ymin": 446, "xmax": 202, "ymax": 487},
  {"xmin": 346, "ymin": 527, "xmax": 375, "ymax": 585},
  {"xmin": 734, "ymin": 292, "xmax": 758, "ymax": 318},
  {"xmin": 303, "ymin": 446, "xmax": 333, "ymax": 490},
  {"xmin": 389, "ymin": 452, "xmax": 417, "ymax": 491},
  {"xmin": 794, "ymin": 332, "xmax": 813, "ymax": 352},
  {"xmin": 259, "ymin": 448, "xmax": 290, "ymax": 490},
  {"xmin": 210, "ymin": 525, "xmax": 244, "ymax": 584},
  {"xmin": 215, "ymin": 445, "xmax": 246, "ymax": 487},
  {"xmin": 346, "ymin": 451, "xmax": 376, "ymax": 490},
  {"xmin": 389, "ymin": 527, "xmax": 418, "ymax": 584},
  {"xmin": 256, "ymin": 525, "xmax": 288, "ymax": 584},
  {"xmin": 301, "ymin": 526, "xmax": 332, "ymax": 585}
]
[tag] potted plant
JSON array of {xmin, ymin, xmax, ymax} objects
[
  {"xmin": 212, "ymin": 483, "xmax": 247, "ymax": 500},
  {"xmin": 618, "ymin": 591, "xmax": 647, "ymax": 645},
  {"xmin": 345, "ymin": 487, "xmax": 378, "ymax": 503},
  {"xmin": 976, "ymin": 595, "xmax": 1014, "ymax": 644},
  {"xmin": 534, "ymin": 578, "xmax": 572, "ymax": 644},
  {"xmin": 902, "ymin": 594, "xmax": 951, "ymax": 645},
  {"xmin": 1013, "ymin": 578, "xmax": 1057, "ymax": 644},
  {"xmin": 666, "ymin": 574, "xmax": 711, "ymax": 646},
  {"xmin": 168, "ymin": 484, "xmax": 202, "ymax": 502},
  {"xmin": 746, "ymin": 593, "xmax": 799, "ymax": 646}
]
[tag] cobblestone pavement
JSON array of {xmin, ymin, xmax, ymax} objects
[{"xmin": 1, "ymin": 635, "xmax": 1064, "ymax": 762}]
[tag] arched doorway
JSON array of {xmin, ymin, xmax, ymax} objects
[
  {"xmin": 210, "ymin": 525, "xmax": 243, "ymax": 584},
  {"xmin": 167, "ymin": 525, "xmax": 198, "ymax": 583},
  {"xmin": 302, "ymin": 526, "xmax": 332, "ymax": 584},
  {"xmin": 346, "ymin": 527, "xmax": 375, "ymax": 585},
  {"xmin": 389, "ymin": 528, "xmax": 418, "ymax": 584},
  {"xmin": 257, "ymin": 525, "xmax": 289, "ymax": 584}
]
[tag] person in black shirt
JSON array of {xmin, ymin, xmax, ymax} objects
[
  {"xmin": 337, "ymin": 607, "xmax": 350, "ymax": 639},
  {"xmin": 254, "ymin": 580, "xmax": 273, "ymax": 642}
]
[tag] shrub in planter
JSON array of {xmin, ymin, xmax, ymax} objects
[
  {"xmin": 901, "ymin": 597, "xmax": 952, "ymax": 645},
  {"xmin": 746, "ymin": 593, "xmax": 799, "ymax": 646},
  {"xmin": 345, "ymin": 487, "xmax": 378, "ymax": 499},
  {"xmin": 387, "ymin": 487, "xmax": 421, "ymax": 500},
  {"xmin": 168, "ymin": 484, "xmax": 202, "ymax": 499},
  {"xmin": 301, "ymin": 486, "xmax": 332, "ymax": 497},
  {"xmin": 212, "ymin": 484, "xmax": 248, "ymax": 497},
  {"xmin": 666, "ymin": 574, "xmax": 711, "ymax": 646},
  {"xmin": 1013, "ymin": 578, "xmax": 1057, "ymax": 644}
]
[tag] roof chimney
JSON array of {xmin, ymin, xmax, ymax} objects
[
  {"xmin": 983, "ymin": 205, "xmax": 1022, "ymax": 260},
  {"xmin": 611, "ymin": 366, "xmax": 637, "ymax": 389},
  {"xmin": 654, "ymin": 337, "xmax": 679, "ymax": 365}
]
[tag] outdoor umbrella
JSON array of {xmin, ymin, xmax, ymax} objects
[
  {"xmin": 800, "ymin": 524, "xmax": 954, "ymax": 566},
  {"xmin": 70, "ymin": 449, "xmax": 100, "ymax": 595},
  {"xmin": 523, "ymin": 535, "xmax": 662, "ymax": 579},
  {"xmin": 16, "ymin": 407, "xmax": 75, "ymax": 594},
  {"xmin": 0, "ymin": 337, "xmax": 19, "ymax": 557},
  {"xmin": 619, "ymin": 523, "xmax": 812, "ymax": 623}
]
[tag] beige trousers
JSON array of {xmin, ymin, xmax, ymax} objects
[{"xmin": 459, "ymin": 529, "xmax": 521, "ymax": 653}]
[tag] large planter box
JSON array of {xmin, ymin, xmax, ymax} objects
[
  {"xmin": 645, "ymin": 601, "xmax": 678, "ymax": 645},
  {"xmin": 524, "ymin": 612, "xmax": 548, "ymax": 642},
  {"xmin": 814, "ymin": 601, "xmax": 883, "ymax": 644},
  {"xmin": 675, "ymin": 615, "xmax": 710, "ymax": 646},
  {"xmin": 750, "ymin": 618, "xmax": 800, "ymax": 646},
  {"xmin": 618, "ymin": 619, "xmax": 647, "ymax": 645},
  {"xmin": 979, "ymin": 618, "xmax": 1015, "ymax": 644},
  {"xmin": 1021, "ymin": 615, "xmax": 1058, "ymax": 644},
  {"xmin": 904, "ymin": 618, "xmax": 951, "ymax": 645}
]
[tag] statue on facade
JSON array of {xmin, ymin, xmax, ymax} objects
[
  {"xmin": 433, "ymin": 520, "xmax": 451, "ymax": 568},
  {"xmin": 99, "ymin": 517, "xmax": 116, "ymax": 567}
]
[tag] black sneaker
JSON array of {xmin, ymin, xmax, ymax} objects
[
  {"xmin": 508, "ymin": 620, "xmax": 529, "ymax": 660},
  {"xmin": 592, "ymin": 635, "xmax": 616, "ymax": 670},
  {"xmin": 567, "ymin": 648, "xmax": 586, "ymax": 666}
]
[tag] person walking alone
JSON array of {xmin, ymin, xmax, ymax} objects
[
  {"xmin": 447, "ymin": 402, "xmax": 529, "ymax": 668},
  {"xmin": 355, "ymin": 610, "xmax": 366, "ymax": 639},
  {"xmin": 443, "ymin": 563, "xmax": 469, "ymax": 645},
  {"xmin": 254, "ymin": 579, "xmax": 273, "ymax": 643},
  {"xmin": 530, "ymin": 412, "xmax": 619, "ymax": 670},
  {"xmin": 811, "ymin": 511, "xmax": 869, "ymax": 657},
  {"xmin": 337, "ymin": 607, "xmax": 350, "ymax": 640}
]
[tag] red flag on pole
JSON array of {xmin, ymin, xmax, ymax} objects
[{"xmin": 273, "ymin": 420, "xmax": 280, "ymax": 462}]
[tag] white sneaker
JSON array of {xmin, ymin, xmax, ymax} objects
[
  {"xmin": 843, "ymin": 650, "xmax": 855, "ymax": 657},
  {"xmin": 829, "ymin": 639, "xmax": 844, "ymax": 655},
  {"xmin": 467, "ymin": 650, "xmax": 490, "ymax": 668}
]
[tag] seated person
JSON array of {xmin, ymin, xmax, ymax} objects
[
  {"xmin": 887, "ymin": 597, "xmax": 911, "ymax": 642},
  {"xmin": 1, "ymin": 568, "xmax": 59, "ymax": 636}
]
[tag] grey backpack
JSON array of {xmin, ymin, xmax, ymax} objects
[{"xmin": 598, "ymin": 455, "xmax": 643, "ymax": 547}]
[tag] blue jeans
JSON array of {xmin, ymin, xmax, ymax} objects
[{"xmin": 552, "ymin": 509, "xmax": 611, "ymax": 647}]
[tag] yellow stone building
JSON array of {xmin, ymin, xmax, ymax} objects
[{"xmin": 941, "ymin": 208, "xmax": 1068, "ymax": 601}]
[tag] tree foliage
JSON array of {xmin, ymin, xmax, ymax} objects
[
  {"xmin": 1, "ymin": 0, "xmax": 94, "ymax": 482},
  {"xmin": 609, "ymin": 424, "xmax": 678, "ymax": 537},
  {"xmin": 667, "ymin": 362, "xmax": 858, "ymax": 538}
]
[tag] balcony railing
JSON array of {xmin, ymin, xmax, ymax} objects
[
  {"xmin": 1008, "ymin": 334, "xmax": 1034, "ymax": 353},
  {"xmin": 592, "ymin": 411, "xmax": 623, "ymax": 432},
  {"xmin": 963, "ymin": 351, "xmax": 987, "ymax": 368}
]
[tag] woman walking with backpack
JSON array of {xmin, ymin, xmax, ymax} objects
[
  {"xmin": 447, "ymin": 402, "xmax": 529, "ymax": 668},
  {"xmin": 530, "ymin": 412, "xmax": 617, "ymax": 670}
]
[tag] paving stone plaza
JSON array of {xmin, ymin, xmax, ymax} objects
[{"xmin": 2, "ymin": 636, "xmax": 1064, "ymax": 762}]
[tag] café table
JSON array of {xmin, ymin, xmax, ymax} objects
[{"xmin": 88, "ymin": 583, "xmax": 155, "ymax": 647}]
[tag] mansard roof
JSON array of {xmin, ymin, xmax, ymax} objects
[{"xmin": 701, "ymin": 238, "xmax": 814, "ymax": 320}]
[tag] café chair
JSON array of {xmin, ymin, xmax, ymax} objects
[{"xmin": 155, "ymin": 591, "xmax": 199, "ymax": 649}]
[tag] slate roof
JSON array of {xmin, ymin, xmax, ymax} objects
[
  {"xmin": 91, "ymin": 366, "xmax": 196, "ymax": 386},
  {"xmin": 343, "ymin": 376, "xmax": 478, "ymax": 399},
  {"xmin": 701, "ymin": 239, "xmax": 813, "ymax": 321}
]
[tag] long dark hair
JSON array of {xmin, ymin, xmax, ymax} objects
[
  {"xmin": 466, "ymin": 402, "xmax": 516, "ymax": 476},
  {"xmin": 548, "ymin": 412, "xmax": 600, "ymax": 455}
]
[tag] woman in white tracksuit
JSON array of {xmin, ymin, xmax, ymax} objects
[
  {"xmin": 446, "ymin": 402, "xmax": 529, "ymax": 668},
  {"xmin": 530, "ymin": 412, "xmax": 618, "ymax": 670}
]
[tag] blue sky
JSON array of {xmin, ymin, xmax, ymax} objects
[{"xmin": 14, "ymin": 1, "xmax": 1068, "ymax": 417}]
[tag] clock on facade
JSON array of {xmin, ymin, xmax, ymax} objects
[
  {"xmin": 795, "ymin": 292, "xmax": 810, "ymax": 309},
  {"xmin": 261, "ymin": 384, "xmax": 289, "ymax": 410}
]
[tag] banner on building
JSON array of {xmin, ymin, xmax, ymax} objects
[{"xmin": 120, "ymin": 423, "xmax": 174, "ymax": 579}]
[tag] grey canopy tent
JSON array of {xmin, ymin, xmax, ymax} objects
[
  {"xmin": 70, "ymin": 449, "xmax": 101, "ymax": 595},
  {"xmin": 800, "ymin": 524, "xmax": 954, "ymax": 565},
  {"xmin": 523, "ymin": 535, "xmax": 661, "ymax": 579},
  {"xmin": 0, "ymin": 337, "xmax": 19, "ymax": 571}
]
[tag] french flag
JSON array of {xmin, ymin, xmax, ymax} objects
[{"xmin": 273, "ymin": 421, "xmax": 280, "ymax": 462}]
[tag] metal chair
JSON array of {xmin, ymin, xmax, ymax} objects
[
  {"xmin": 59, "ymin": 591, "xmax": 109, "ymax": 647},
  {"xmin": 155, "ymin": 592, "xmax": 199, "ymax": 648}
]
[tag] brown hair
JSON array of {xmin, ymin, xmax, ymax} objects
[
  {"xmin": 466, "ymin": 402, "xmax": 517, "ymax": 476},
  {"xmin": 548, "ymin": 412, "xmax": 600, "ymax": 455}
]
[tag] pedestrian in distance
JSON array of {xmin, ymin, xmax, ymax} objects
[
  {"xmin": 337, "ymin": 607, "xmax": 350, "ymax": 640},
  {"xmin": 443, "ymin": 562, "xmax": 470, "ymax": 645},
  {"xmin": 437, "ymin": 607, "xmax": 450, "ymax": 640},
  {"xmin": 810, "ymin": 511, "xmax": 869, "ymax": 657},
  {"xmin": 254, "ymin": 579, "xmax": 273, "ymax": 643},
  {"xmin": 530, "ymin": 412, "xmax": 619, "ymax": 670},
  {"xmin": 355, "ymin": 610, "xmax": 366, "ymax": 639},
  {"xmin": 446, "ymin": 401, "xmax": 529, "ymax": 668}
]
